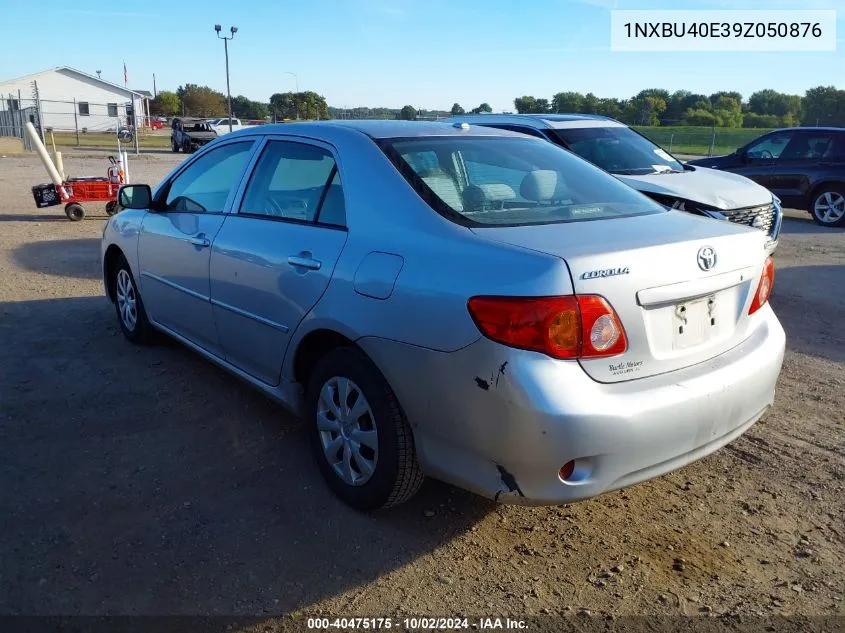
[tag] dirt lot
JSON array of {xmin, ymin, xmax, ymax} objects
[{"xmin": 0, "ymin": 154, "xmax": 842, "ymax": 624}]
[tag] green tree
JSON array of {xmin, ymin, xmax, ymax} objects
[
  {"xmin": 450, "ymin": 103, "xmax": 465, "ymax": 115},
  {"xmin": 551, "ymin": 91, "xmax": 584, "ymax": 113},
  {"xmin": 398, "ymin": 105, "xmax": 417, "ymax": 120},
  {"xmin": 582, "ymin": 92, "xmax": 600, "ymax": 114},
  {"xmin": 177, "ymin": 84, "xmax": 227, "ymax": 117},
  {"xmin": 683, "ymin": 108, "xmax": 717, "ymax": 126},
  {"xmin": 742, "ymin": 113, "xmax": 780, "ymax": 128},
  {"xmin": 514, "ymin": 96, "xmax": 549, "ymax": 114},
  {"xmin": 269, "ymin": 91, "xmax": 330, "ymax": 120},
  {"xmin": 802, "ymin": 86, "xmax": 845, "ymax": 126},
  {"xmin": 232, "ymin": 95, "xmax": 269, "ymax": 120},
  {"xmin": 712, "ymin": 96, "xmax": 743, "ymax": 127},
  {"xmin": 470, "ymin": 102, "xmax": 492, "ymax": 114},
  {"xmin": 149, "ymin": 90, "xmax": 180, "ymax": 116},
  {"xmin": 630, "ymin": 90, "xmax": 668, "ymax": 125},
  {"xmin": 596, "ymin": 98, "xmax": 625, "ymax": 120}
]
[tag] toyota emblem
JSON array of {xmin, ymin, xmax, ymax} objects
[{"xmin": 697, "ymin": 246, "xmax": 717, "ymax": 271}]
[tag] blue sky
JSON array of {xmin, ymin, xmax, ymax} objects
[{"xmin": 4, "ymin": 0, "xmax": 843, "ymax": 111}]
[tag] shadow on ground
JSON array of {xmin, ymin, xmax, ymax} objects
[
  {"xmin": 771, "ymin": 264, "xmax": 845, "ymax": 364},
  {"xmin": 0, "ymin": 296, "xmax": 494, "ymax": 616},
  {"xmin": 779, "ymin": 215, "xmax": 843, "ymax": 236},
  {"xmin": 13, "ymin": 238, "xmax": 102, "ymax": 280}
]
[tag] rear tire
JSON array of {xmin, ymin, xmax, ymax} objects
[
  {"xmin": 112, "ymin": 255, "xmax": 155, "ymax": 345},
  {"xmin": 306, "ymin": 348, "xmax": 424, "ymax": 511},
  {"xmin": 105, "ymin": 201, "xmax": 118, "ymax": 216},
  {"xmin": 810, "ymin": 187, "xmax": 845, "ymax": 227},
  {"xmin": 65, "ymin": 203, "xmax": 84, "ymax": 221}
]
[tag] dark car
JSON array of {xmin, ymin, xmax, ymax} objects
[{"xmin": 688, "ymin": 127, "xmax": 845, "ymax": 227}]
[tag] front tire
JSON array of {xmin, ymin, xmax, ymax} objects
[
  {"xmin": 810, "ymin": 187, "xmax": 845, "ymax": 227},
  {"xmin": 113, "ymin": 255, "xmax": 155, "ymax": 344},
  {"xmin": 306, "ymin": 348, "xmax": 424, "ymax": 511}
]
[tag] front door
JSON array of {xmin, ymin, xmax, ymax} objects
[
  {"xmin": 733, "ymin": 130, "xmax": 796, "ymax": 191},
  {"xmin": 209, "ymin": 138, "xmax": 349, "ymax": 384},
  {"xmin": 138, "ymin": 140, "xmax": 256, "ymax": 356}
]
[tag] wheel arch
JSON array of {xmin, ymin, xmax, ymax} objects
[
  {"xmin": 807, "ymin": 180, "xmax": 845, "ymax": 211},
  {"xmin": 103, "ymin": 244, "xmax": 125, "ymax": 303},
  {"xmin": 292, "ymin": 328, "xmax": 364, "ymax": 389}
]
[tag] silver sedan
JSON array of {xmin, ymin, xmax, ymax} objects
[{"xmin": 103, "ymin": 121, "xmax": 785, "ymax": 510}]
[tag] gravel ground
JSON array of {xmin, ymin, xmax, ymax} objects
[{"xmin": 0, "ymin": 154, "xmax": 843, "ymax": 623}]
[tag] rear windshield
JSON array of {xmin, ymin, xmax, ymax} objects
[
  {"xmin": 380, "ymin": 137, "xmax": 665, "ymax": 226},
  {"xmin": 550, "ymin": 126, "xmax": 684, "ymax": 175}
]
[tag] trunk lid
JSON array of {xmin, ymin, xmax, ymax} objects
[{"xmin": 471, "ymin": 210, "xmax": 768, "ymax": 383}]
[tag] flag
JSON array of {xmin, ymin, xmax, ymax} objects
[{"xmin": 123, "ymin": 62, "xmax": 128, "ymax": 86}]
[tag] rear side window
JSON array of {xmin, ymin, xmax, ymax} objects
[
  {"xmin": 381, "ymin": 137, "xmax": 664, "ymax": 227},
  {"xmin": 239, "ymin": 140, "xmax": 346, "ymax": 225}
]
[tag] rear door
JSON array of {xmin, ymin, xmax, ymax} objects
[
  {"xmin": 138, "ymin": 140, "xmax": 256, "ymax": 356},
  {"xmin": 766, "ymin": 131, "xmax": 838, "ymax": 205},
  {"xmin": 209, "ymin": 137, "xmax": 348, "ymax": 385}
]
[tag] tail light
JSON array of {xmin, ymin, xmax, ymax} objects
[
  {"xmin": 748, "ymin": 256, "xmax": 775, "ymax": 315},
  {"xmin": 467, "ymin": 295, "xmax": 627, "ymax": 359}
]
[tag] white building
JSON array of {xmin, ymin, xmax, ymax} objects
[{"xmin": 0, "ymin": 67, "xmax": 149, "ymax": 134}]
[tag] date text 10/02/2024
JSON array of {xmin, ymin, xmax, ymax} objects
[{"xmin": 307, "ymin": 617, "xmax": 528, "ymax": 630}]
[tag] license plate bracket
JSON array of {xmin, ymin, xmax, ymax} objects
[{"xmin": 672, "ymin": 294, "xmax": 717, "ymax": 350}]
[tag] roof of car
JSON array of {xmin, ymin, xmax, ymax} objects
[
  {"xmin": 225, "ymin": 120, "xmax": 528, "ymax": 140},
  {"xmin": 768, "ymin": 126, "xmax": 845, "ymax": 133},
  {"xmin": 444, "ymin": 113, "xmax": 627, "ymax": 130}
]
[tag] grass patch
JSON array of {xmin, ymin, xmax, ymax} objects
[
  {"xmin": 633, "ymin": 126, "xmax": 774, "ymax": 156},
  {"xmin": 47, "ymin": 132, "xmax": 171, "ymax": 149}
]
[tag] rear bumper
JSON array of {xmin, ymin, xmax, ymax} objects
[{"xmin": 359, "ymin": 305, "xmax": 785, "ymax": 505}]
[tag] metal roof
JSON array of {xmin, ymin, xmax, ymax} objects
[
  {"xmin": 443, "ymin": 113, "xmax": 625, "ymax": 130},
  {"xmin": 226, "ymin": 119, "xmax": 525, "ymax": 140}
]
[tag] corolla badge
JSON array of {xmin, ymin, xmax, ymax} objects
[
  {"xmin": 697, "ymin": 246, "xmax": 717, "ymax": 271},
  {"xmin": 751, "ymin": 215, "xmax": 765, "ymax": 229},
  {"xmin": 580, "ymin": 267, "xmax": 630, "ymax": 280}
]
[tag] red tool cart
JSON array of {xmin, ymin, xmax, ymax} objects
[{"xmin": 31, "ymin": 156, "xmax": 125, "ymax": 221}]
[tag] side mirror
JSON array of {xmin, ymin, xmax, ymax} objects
[{"xmin": 118, "ymin": 184, "xmax": 152, "ymax": 210}]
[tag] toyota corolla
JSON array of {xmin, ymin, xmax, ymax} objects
[{"xmin": 103, "ymin": 121, "xmax": 785, "ymax": 510}]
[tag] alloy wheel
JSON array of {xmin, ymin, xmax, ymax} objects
[{"xmin": 814, "ymin": 191, "xmax": 845, "ymax": 225}]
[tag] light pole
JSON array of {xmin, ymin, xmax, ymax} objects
[{"xmin": 214, "ymin": 24, "xmax": 238, "ymax": 133}]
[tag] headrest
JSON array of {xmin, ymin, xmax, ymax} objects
[{"xmin": 520, "ymin": 170, "xmax": 564, "ymax": 201}]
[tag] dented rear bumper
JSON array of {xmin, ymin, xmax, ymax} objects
[{"xmin": 358, "ymin": 304, "xmax": 785, "ymax": 505}]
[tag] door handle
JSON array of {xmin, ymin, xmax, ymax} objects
[
  {"xmin": 287, "ymin": 255, "xmax": 322, "ymax": 271},
  {"xmin": 187, "ymin": 236, "xmax": 211, "ymax": 247}
]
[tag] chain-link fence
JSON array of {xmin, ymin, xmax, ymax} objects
[{"xmin": 633, "ymin": 125, "xmax": 776, "ymax": 157}]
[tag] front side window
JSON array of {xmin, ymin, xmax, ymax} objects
[
  {"xmin": 550, "ymin": 126, "xmax": 683, "ymax": 175},
  {"xmin": 107, "ymin": 103, "xmax": 118, "ymax": 117},
  {"xmin": 78, "ymin": 102, "xmax": 90, "ymax": 116},
  {"xmin": 382, "ymin": 136, "xmax": 665, "ymax": 226},
  {"xmin": 239, "ymin": 141, "xmax": 345, "ymax": 225},
  {"xmin": 164, "ymin": 141, "xmax": 254, "ymax": 213},
  {"xmin": 745, "ymin": 132, "xmax": 794, "ymax": 161}
]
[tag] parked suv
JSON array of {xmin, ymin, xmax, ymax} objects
[
  {"xmin": 687, "ymin": 127, "xmax": 845, "ymax": 227},
  {"xmin": 451, "ymin": 114, "xmax": 782, "ymax": 252}
]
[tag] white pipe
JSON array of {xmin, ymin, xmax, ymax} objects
[
  {"xmin": 122, "ymin": 151, "xmax": 130, "ymax": 183},
  {"xmin": 25, "ymin": 122, "xmax": 63, "ymax": 186},
  {"xmin": 55, "ymin": 151, "xmax": 65, "ymax": 180}
]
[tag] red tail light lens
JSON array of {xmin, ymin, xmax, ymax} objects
[
  {"xmin": 467, "ymin": 295, "xmax": 627, "ymax": 359},
  {"xmin": 748, "ymin": 256, "xmax": 775, "ymax": 315}
]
